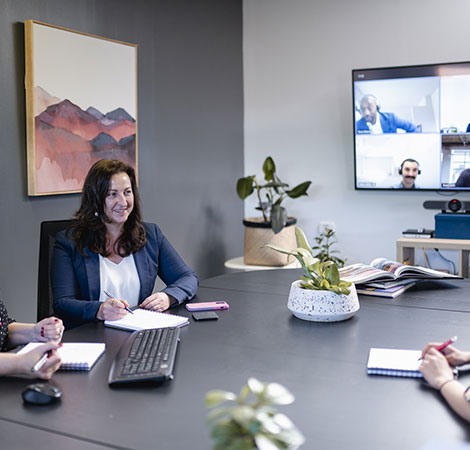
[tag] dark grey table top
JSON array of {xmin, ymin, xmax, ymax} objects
[{"xmin": 0, "ymin": 270, "xmax": 469, "ymax": 449}]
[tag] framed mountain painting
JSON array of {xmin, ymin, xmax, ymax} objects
[{"xmin": 25, "ymin": 21, "xmax": 137, "ymax": 196}]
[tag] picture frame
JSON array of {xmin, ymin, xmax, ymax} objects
[{"xmin": 24, "ymin": 20, "xmax": 138, "ymax": 196}]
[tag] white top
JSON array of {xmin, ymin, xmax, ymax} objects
[
  {"xmin": 368, "ymin": 116, "xmax": 383, "ymax": 134},
  {"xmin": 98, "ymin": 254, "xmax": 140, "ymax": 307}
]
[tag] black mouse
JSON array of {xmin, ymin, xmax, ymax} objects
[{"xmin": 22, "ymin": 383, "xmax": 62, "ymax": 405}]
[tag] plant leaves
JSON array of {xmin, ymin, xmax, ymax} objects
[
  {"xmin": 232, "ymin": 405, "xmax": 256, "ymax": 426},
  {"xmin": 324, "ymin": 263, "xmax": 340, "ymax": 285},
  {"xmin": 206, "ymin": 406, "xmax": 234, "ymax": 425},
  {"xmin": 286, "ymin": 181, "xmax": 311, "ymax": 198},
  {"xmin": 296, "ymin": 248, "xmax": 316, "ymax": 267},
  {"xmin": 206, "ymin": 390, "xmax": 237, "ymax": 407},
  {"xmin": 270, "ymin": 205, "xmax": 287, "ymax": 234},
  {"xmin": 262, "ymin": 157, "xmax": 276, "ymax": 181},
  {"xmin": 294, "ymin": 227, "xmax": 311, "ymax": 253},
  {"xmin": 264, "ymin": 382, "xmax": 295, "ymax": 405},
  {"xmin": 254, "ymin": 434, "xmax": 280, "ymax": 450},
  {"xmin": 264, "ymin": 244, "xmax": 296, "ymax": 256},
  {"xmin": 248, "ymin": 377, "xmax": 265, "ymax": 395},
  {"xmin": 236, "ymin": 177, "xmax": 254, "ymax": 200}
]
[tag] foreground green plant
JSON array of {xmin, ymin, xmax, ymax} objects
[
  {"xmin": 205, "ymin": 378, "xmax": 305, "ymax": 450},
  {"xmin": 236, "ymin": 156, "xmax": 311, "ymax": 233},
  {"xmin": 265, "ymin": 227, "xmax": 351, "ymax": 295},
  {"xmin": 312, "ymin": 227, "xmax": 346, "ymax": 268}
]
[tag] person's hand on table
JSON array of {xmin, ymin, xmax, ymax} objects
[
  {"xmin": 18, "ymin": 342, "xmax": 62, "ymax": 380},
  {"xmin": 421, "ymin": 342, "xmax": 470, "ymax": 367},
  {"xmin": 34, "ymin": 317, "xmax": 64, "ymax": 342},
  {"xmin": 419, "ymin": 347, "xmax": 455, "ymax": 390},
  {"xmin": 96, "ymin": 298, "xmax": 130, "ymax": 321},
  {"xmin": 140, "ymin": 292, "xmax": 172, "ymax": 312}
]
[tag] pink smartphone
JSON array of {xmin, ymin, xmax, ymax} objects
[{"xmin": 186, "ymin": 301, "xmax": 229, "ymax": 312}]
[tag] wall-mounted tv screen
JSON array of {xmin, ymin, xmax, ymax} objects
[{"xmin": 353, "ymin": 62, "xmax": 470, "ymax": 191}]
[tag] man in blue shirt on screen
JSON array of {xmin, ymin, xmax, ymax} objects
[{"xmin": 356, "ymin": 94, "xmax": 417, "ymax": 134}]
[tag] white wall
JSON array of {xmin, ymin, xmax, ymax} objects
[{"xmin": 243, "ymin": 0, "xmax": 470, "ymax": 270}]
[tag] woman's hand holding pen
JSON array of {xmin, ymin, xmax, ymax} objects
[
  {"xmin": 419, "ymin": 347, "xmax": 455, "ymax": 390},
  {"xmin": 96, "ymin": 297, "xmax": 130, "ymax": 321},
  {"xmin": 19, "ymin": 342, "xmax": 62, "ymax": 380},
  {"xmin": 34, "ymin": 317, "xmax": 64, "ymax": 342},
  {"xmin": 421, "ymin": 342, "xmax": 470, "ymax": 367}
]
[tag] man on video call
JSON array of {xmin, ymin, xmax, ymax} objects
[
  {"xmin": 394, "ymin": 158, "xmax": 421, "ymax": 189},
  {"xmin": 356, "ymin": 94, "xmax": 417, "ymax": 134}
]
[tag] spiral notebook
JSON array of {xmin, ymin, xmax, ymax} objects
[
  {"xmin": 367, "ymin": 348, "xmax": 423, "ymax": 378},
  {"xmin": 19, "ymin": 342, "xmax": 105, "ymax": 371},
  {"xmin": 104, "ymin": 308, "xmax": 189, "ymax": 331}
]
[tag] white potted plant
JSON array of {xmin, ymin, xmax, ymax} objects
[
  {"xmin": 266, "ymin": 227, "xmax": 360, "ymax": 322},
  {"xmin": 236, "ymin": 156, "xmax": 311, "ymax": 266}
]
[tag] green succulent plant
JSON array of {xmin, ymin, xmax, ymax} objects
[
  {"xmin": 205, "ymin": 377, "xmax": 305, "ymax": 450},
  {"xmin": 265, "ymin": 227, "xmax": 352, "ymax": 295},
  {"xmin": 236, "ymin": 156, "xmax": 311, "ymax": 234}
]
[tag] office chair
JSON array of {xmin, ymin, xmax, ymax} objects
[{"xmin": 37, "ymin": 220, "xmax": 72, "ymax": 321}]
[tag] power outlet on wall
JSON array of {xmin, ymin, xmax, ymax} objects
[{"xmin": 319, "ymin": 221, "xmax": 335, "ymax": 234}]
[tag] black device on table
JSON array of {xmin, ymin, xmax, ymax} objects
[
  {"xmin": 108, "ymin": 327, "xmax": 180, "ymax": 385},
  {"xmin": 22, "ymin": 383, "xmax": 62, "ymax": 405}
]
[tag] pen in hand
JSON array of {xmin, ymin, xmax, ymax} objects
[
  {"xmin": 31, "ymin": 352, "xmax": 49, "ymax": 373},
  {"xmin": 103, "ymin": 290, "xmax": 134, "ymax": 314},
  {"xmin": 418, "ymin": 336, "xmax": 458, "ymax": 361}
]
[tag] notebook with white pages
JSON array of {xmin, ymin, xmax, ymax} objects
[
  {"xmin": 19, "ymin": 342, "xmax": 105, "ymax": 371},
  {"xmin": 367, "ymin": 348, "xmax": 423, "ymax": 378},
  {"xmin": 104, "ymin": 308, "xmax": 189, "ymax": 331}
]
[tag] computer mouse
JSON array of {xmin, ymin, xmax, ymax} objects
[{"xmin": 22, "ymin": 383, "xmax": 62, "ymax": 405}]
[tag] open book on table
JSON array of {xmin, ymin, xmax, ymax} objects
[{"xmin": 339, "ymin": 258, "xmax": 462, "ymax": 285}]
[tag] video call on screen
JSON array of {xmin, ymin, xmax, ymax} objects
[{"xmin": 353, "ymin": 62, "xmax": 470, "ymax": 191}]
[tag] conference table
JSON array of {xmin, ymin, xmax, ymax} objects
[{"xmin": 1, "ymin": 269, "xmax": 470, "ymax": 449}]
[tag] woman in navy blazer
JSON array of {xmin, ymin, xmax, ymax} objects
[{"xmin": 51, "ymin": 160, "xmax": 198, "ymax": 329}]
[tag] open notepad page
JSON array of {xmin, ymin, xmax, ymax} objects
[
  {"xmin": 367, "ymin": 348, "xmax": 423, "ymax": 377},
  {"xmin": 104, "ymin": 308, "xmax": 189, "ymax": 331},
  {"xmin": 19, "ymin": 342, "xmax": 105, "ymax": 371}
]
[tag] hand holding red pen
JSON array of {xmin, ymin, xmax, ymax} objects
[{"xmin": 420, "ymin": 337, "xmax": 470, "ymax": 366}]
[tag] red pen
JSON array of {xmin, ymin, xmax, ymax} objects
[
  {"xmin": 419, "ymin": 336, "xmax": 457, "ymax": 361},
  {"xmin": 434, "ymin": 336, "xmax": 458, "ymax": 352}
]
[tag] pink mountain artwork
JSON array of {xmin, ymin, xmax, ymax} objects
[{"xmin": 33, "ymin": 86, "xmax": 136, "ymax": 194}]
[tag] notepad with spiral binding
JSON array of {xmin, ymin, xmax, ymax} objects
[
  {"xmin": 367, "ymin": 348, "xmax": 423, "ymax": 378},
  {"xmin": 104, "ymin": 308, "xmax": 189, "ymax": 331},
  {"xmin": 19, "ymin": 342, "xmax": 106, "ymax": 371}
]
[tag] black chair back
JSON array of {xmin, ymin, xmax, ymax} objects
[{"xmin": 37, "ymin": 220, "xmax": 72, "ymax": 321}]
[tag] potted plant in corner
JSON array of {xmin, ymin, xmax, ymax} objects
[
  {"xmin": 266, "ymin": 227, "xmax": 360, "ymax": 322},
  {"xmin": 236, "ymin": 156, "xmax": 311, "ymax": 266},
  {"xmin": 205, "ymin": 377, "xmax": 305, "ymax": 449}
]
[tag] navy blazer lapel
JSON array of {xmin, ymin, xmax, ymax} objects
[
  {"xmin": 134, "ymin": 247, "xmax": 151, "ymax": 303},
  {"xmin": 83, "ymin": 248, "xmax": 100, "ymax": 301}
]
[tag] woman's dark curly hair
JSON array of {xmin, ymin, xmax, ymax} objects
[{"xmin": 71, "ymin": 159, "xmax": 146, "ymax": 257}]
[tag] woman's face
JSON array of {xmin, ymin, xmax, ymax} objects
[{"xmin": 103, "ymin": 172, "xmax": 134, "ymax": 227}]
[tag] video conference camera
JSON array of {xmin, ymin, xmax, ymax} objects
[{"xmin": 423, "ymin": 199, "xmax": 469, "ymax": 213}]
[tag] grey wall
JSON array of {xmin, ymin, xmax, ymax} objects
[
  {"xmin": 244, "ymin": 0, "xmax": 470, "ymax": 271},
  {"xmin": 0, "ymin": 0, "xmax": 244, "ymax": 321}
]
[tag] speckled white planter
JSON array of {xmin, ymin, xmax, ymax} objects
[{"xmin": 287, "ymin": 280, "xmax": 360, "ymax": 322}]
